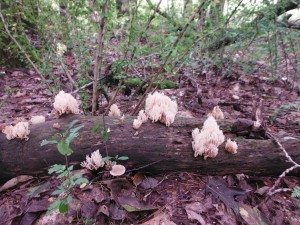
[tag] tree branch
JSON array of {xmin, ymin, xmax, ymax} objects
[{"xmin": 91, "ymin": 0, "xmax": 109, "ymax": 115}]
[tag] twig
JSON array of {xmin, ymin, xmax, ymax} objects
[
  {"xmin": 0, "ymin": 5, "xmax": 45, "ymax": 81},
  {"xmin": 266, "ymin": 131, "xmax": 300, "ymax": 196},
  {"xmin": 145, "ymin": 0, "xmax": 179, "ymax": 29},
  {"xmin": 72, "ymin": 75, "xmax": 108, "ymax": 94},
  {"xmin": 126, "ymin": 160, "xmax": 163, "ymax": 173},
  {"xmin": 91, "ymin": 0, "xmax": 109, "ymax": 115},
  {"xmin": 72, "ymin": 81, "xmax": 93, "ymax": 94},
  {"xmin": 224, "ymin": 0, "xmax": 244, "ymax": 26},
  {"xmin": 58, "ymin": 56, "xmax": 76, "ymax": 88}
]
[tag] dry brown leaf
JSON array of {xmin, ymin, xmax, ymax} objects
[
  {"xmin": 0, "ymin": 175, "xmax": 34, "ymax": 192},
  {"xmin": 132, "ymin": 172, "xmax": 145, "ymax": 186},
  {"xmin": 140, "ymin": 212, "xmax": 177, "ymax": 225}
]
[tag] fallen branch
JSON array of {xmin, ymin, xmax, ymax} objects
[
  {"xmin": 266, "ymin": 131, "xmax": 300, "ymax": 196},
  {"xmin": 0, "ymin": 115, "xmax": 299, "ymax": 182}
]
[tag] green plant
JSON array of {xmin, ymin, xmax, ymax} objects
[
  {"xmin": 91, "ymin": 121, "xmax": 128, "ymax": 166},
  {"xmin": 102, "ymin": 155, "xmax": 129, "ymax": 165},
  {"xmin": 41, "ymin": 120, "xmax": 88, "ymax": 214},
  {"xmin": 269, "ymin": 101, "xmax": 300, "ymax": 123},
  {"xmin": 125, "ymin": 77, "xmax": 141, "ymax": 87},
  {"xmin": 154, "ymin": 79, "xmax": 178, "ymax": 89},
  {"xmin": 292, "ymin": 186, "xmax": 300, "ymax": 198}
]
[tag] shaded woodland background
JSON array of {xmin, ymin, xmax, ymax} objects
[{"xmin": 0, "ymin": 0, "xmax": 300, "ymax": 224}]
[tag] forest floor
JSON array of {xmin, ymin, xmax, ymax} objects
[{"xmin": 0, "ymin": 51, "xmax": 299, "ymax": 224}]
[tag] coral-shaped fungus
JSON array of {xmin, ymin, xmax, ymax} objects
[
  {"xmin": 30, "ymin": 115, "xmax": 46, "ymax": 124},
  {"xmin": 81, "ymin": 150, "xmax": 105, "ymax": 170},
  {"xmin": 53, "ymin": 91, "xmax": 80, "ymax": 116},
  {"xmin": 192, "ymin": 116, "xmax": 225, "ymax": 159},
  {"xmin": 108, "ymin": 104, "xmax": 122, "ymax": 117},
  {"xmin": 145, "ymin": 92, "xmax": 177, "ymax": 126},
  {"xmin": 225, "ymin": 139, "xmax": 238, "ymax": 154},
  {"xmin": 133, "ymin": 110, "xmax": 148, "ymax": 130},
  {"xmin": 211, "ymin": 106, "xmax": 224, "ymax": 120},
  {"xmin": 2, "ymin": 121, "xmax": 30, "ymax": 140}
]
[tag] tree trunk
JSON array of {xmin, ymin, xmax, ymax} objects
[{"xmin": 0, "ymin": 115, "xmax": 299, "ymax": 182}]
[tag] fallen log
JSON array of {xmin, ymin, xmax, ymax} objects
[{"xmin": 0, "ymin": 115, "xmax": 299, "ymax": 182}]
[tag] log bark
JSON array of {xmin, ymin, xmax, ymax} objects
[{"xmin": 0, "ymin": 115, "xmax": 299, "ymax": 182}]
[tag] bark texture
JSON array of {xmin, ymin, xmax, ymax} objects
[{"xmin": 0, "ymin": 115, "xmax": 299, "ymax": 182}]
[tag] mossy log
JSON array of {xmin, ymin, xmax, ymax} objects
[{"xmin": 0, "ymin": 115, "xmax": 299, "ymax": 182}]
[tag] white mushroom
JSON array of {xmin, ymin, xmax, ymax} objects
[
  {"xmin": 225, "ymin": 139, "xmax": 238, "ymax": 154},
  {"xmin": 108, "ymin": 104, "xmax": 122, "ymax": 117},
  {"xmin": 53, "ymin": 90, "xmax": 80, "ymax": 116},
  {"xmin": 110, "ymin": 164, "xmax": 126, "ymax": 176},
  {"xmin": 192, "ymin": 116, "xmax": 225, "ymax": 159},
  {"xmin": 30, "ymin": 115, "xmax": 46, "ymax": 124}
]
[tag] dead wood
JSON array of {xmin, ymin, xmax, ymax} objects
[{"xmin": 0, "ymin": 115, "xmax": 299, "ymax": 182}]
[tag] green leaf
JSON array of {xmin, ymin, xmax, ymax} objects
[
  {"xmin": 57, "ymin": 170, "xmax": 69, "ymax": 179},
  {"xmin": 125, "ymin": 77, "xmax": 141, "ymax": 87},
  {"xmin": 101, "ymin": 156, "xmax": 112, "ymax": 162},
  {"xmin": 57, "ymin": 141, "xmax": 73, "ymax": 156},
  {"xmin": 68, "ymin": 120, "xmax": 79, "ymax": 129},
  {"xmin": 48, "ymin": 200, "xmax": 61, "ymax": 212},
  {"xmin": 48, "ymin": 164, "xmax": 66, "ymax": 174},
  {"xmin": 66, "ymin": 195, "xmax": 73, "ymax": 204},
  {"xmin": 74, "ymin": 177, "xmax": 89, "ymax": 185},
  {"xmin": 92, "ymin": 122, "xmax": 101, "ymax": 134},
  {"xmin": 292, "ymin": 186, "xmax": 300, "ymax": 198},
  {"xmin": 117, "ymin": 156, "xmax": 129, "ymax": 161},
  {"xmin": 59, "ymin": 201, "xmax": 68, "ymax": 214},
  {"xmin": 66, "ymin": 125, "xmax": 84, "ymax": 145},
  {"xmin": 52, "ymin": 188, "xmax": 65, "ymax": 196},
  {"xmin": 101, "ymin": 128, "xmax": 110, "ymax": 142},
  {"xmin": 41, "ymin": 139, "xmax": 58, "ymax": 146}
]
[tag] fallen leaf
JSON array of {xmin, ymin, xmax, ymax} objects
[
  {"xmin": 118, "ymin": 196, "xmax": 156, "ymax": 212},
  {"xmin": 27, "ymin": 181, "xmax": 51, "ymax": 200},
  {"xmin": 239, "ymin": 203, "xmax": 268, "ymax": 225},
  {"xmin": 26, "ymin": 199, "xmax": 49, "ymax": 212},
  {"xmin": 140, "ymin": 212, "xmax": 177, "ymax": 225},
  {"xmin": 0, "ymin": 175, "xmax": 34, "ymax": 192},
  {"xmin": 206, "ymin": 177, "xmax": 246, "ymax": 215},
  {"xmin": 185, "ymin": 202, "xmax": 206, "ymax": 224},
  {"xmin": 20, "ymin": 213, "xmax": 39, "ymax": 225},
  {"xmin": 109, "ymin": 202, "xmax": 126, "ymax": 221},
  {"xmin": 140, "ymin": 177, "xmax": 159, "ymax": 190},
  {"xmin": 132, "ymin": 173, "xmax": 145, "ymax": 186},
  {"xmin": 81, "ymin": 201, "xmax": 97, "ymax": 218},
  {"xmin": 98, "ymin": 205, "xmax": 109, "ymax": 217}
]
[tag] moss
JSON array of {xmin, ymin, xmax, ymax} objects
[{"xmin": 154, "ymin": 80, "xmax": 178, "ymax": 89}]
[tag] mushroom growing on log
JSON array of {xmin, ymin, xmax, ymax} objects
[{"xmin": 0, "ymin": 115, "xmax": 299, "ymax": 182}]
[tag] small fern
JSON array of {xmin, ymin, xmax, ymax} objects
[{"xmin": 291, "ymin": 186, "xmax": 300, "ymax": 198}]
